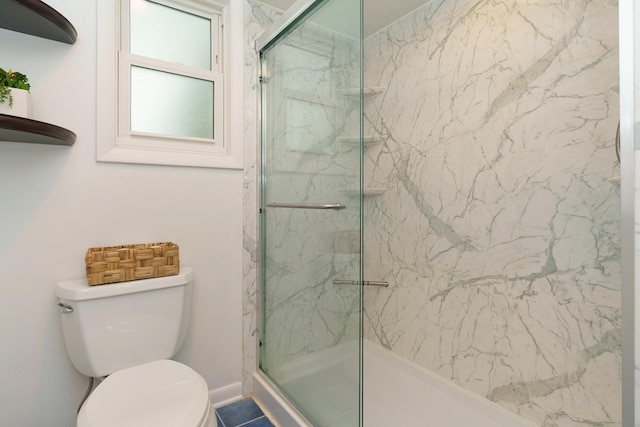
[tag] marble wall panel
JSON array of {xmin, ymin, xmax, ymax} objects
[
  {"xmin": 243, "ymin": 0, "xmax": 280, "ymax": 394},
  {"xmin": 362, "ymin": 0, "xmax": 621, "ymax": 425}
]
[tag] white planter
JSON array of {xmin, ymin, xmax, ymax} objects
[{"xmin": 0, "ymin": 88, "xmax": 30, "ymax": 118}]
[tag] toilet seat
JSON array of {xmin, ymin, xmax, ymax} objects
[{"xmin": 77, "ymin": 359, "xmax": 211, "ymax": 427}]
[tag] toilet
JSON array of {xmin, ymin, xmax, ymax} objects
[{"xmin": 56, "ymin": 266, "xmax": 214, "ymax": 427}]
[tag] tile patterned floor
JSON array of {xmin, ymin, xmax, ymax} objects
[{"xmin": 216, "ymin": 397, "xmax": 275, "ymax": 427}]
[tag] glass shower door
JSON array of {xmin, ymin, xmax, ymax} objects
[{"xmin": 259, "ymin": 1, "xmax": 363, "ymax": 426}]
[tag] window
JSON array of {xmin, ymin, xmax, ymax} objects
[{"xmin": 97, "ymin": 0, "xmax": 243, "ymax": 169}]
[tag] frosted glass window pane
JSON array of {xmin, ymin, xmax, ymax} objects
[
  {"xmin": 131, "ymin": 66, "xmax": 214, "ymax": 139},
  {"xmin": 130, "ymin": 0, "xmax": 211, "ymax": 70}
]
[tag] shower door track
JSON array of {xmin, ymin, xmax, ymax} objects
[{"xmin": 255, "ymin": 0, "xmax": 327, "ymax": 52}]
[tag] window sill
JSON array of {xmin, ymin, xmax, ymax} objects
[{"xmin": 97, "ymin": 145, "xmax": 242, "ymax": 169}]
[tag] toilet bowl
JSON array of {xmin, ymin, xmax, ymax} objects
[
  {"xmin": 78, "ymin": 360, "xmax": 213, "ymax": 427},
  {"xmin": 56, "ymin": 267, "xmax": 212, "ymax": 427}
]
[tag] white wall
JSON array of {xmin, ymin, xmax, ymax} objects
[
  {"xmin": 0, "ymin": 1, "xmax": 244, "ymax": 425},
  {"xmin": 634, "ymin": 0, "xmax": 640, "ymax": 420},
  {"xmin": 628, "ymin": 0, "xmax": 640, "ymax": 424}
]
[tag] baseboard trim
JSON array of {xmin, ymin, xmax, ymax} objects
[{"xmin": 209, "ymin": 382, "xmax": 243, "ymax": 408}]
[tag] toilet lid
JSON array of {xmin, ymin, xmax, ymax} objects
[{"xmin": 78, "ymin": 360, "xmax": 209, "ymax": 427}]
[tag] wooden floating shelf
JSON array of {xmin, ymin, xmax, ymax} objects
[
  {"xmin": 0, "ymin": 0, "xmax": 77, "ymax": 44},
  {"xmin": 0, "ymin": 114, "xmax": 76, "ymax": 146}
]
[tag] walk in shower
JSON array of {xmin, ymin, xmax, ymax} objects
[{"xmin": 256, "ymin": 0, "xmax": 626, "ymax": 425}]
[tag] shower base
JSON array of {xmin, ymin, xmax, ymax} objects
[{"xmin": 254, "ymin": 340, "xmax": 536, "ymax": 427}]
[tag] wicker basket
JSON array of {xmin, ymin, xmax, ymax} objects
[{"xmin": 85, "ymin": 242, "xmax": 180, "ymax": 286}]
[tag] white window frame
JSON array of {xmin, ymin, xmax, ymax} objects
[{"xmin": 97, "ymin": 0, "xmax": 243, "ymax": 169}]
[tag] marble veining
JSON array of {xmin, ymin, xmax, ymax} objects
[
  {"xmin": 362, "ymin": 0, "xmax": 621, "ymax": 425},
  {"xmin": 243, "ymin": 0, "xmax": 282, "ymax": 394},
  {"xmin": 244, "ymin": 0, "xmax": 362, "ymax": 390},
  {"xmin": 258, "ymin": 13, "xmax": 362, "ymax": 374}
]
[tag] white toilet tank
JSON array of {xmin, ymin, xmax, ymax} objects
[{"xmin": 56, "ymin": 267, "xmax": 193, "ymax": 378}]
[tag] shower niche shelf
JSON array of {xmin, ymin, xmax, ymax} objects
[
  {"xmin": 0, "ymin": 114, "xmax": 76, "ymax": 146},
  {"xmin": 340, "ymin": 87, "xmax": 385, "ymax": 99},
  {"xmin": 0, "ymin": 0, "xmax": 77, "ymax": 44},
  {"xmin": 342, "ymin": 188, "xmax": 386, "ymax": 197},
  {"xmin": 337, "ymin": 135, "xmax": 387, "ymax": 146}
]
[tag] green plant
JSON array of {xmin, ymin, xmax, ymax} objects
[{"xmin": 0, "ymin": 68, "xmax": 30, "ymax": 108}]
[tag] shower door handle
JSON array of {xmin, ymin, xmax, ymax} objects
[
  {"xmin": 333, "ymin": 279, "xmax": 389, "ymax": 287},
  {"xmin": 265, "ymin": 203, "xmax": 346, "ymax": 210}
]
